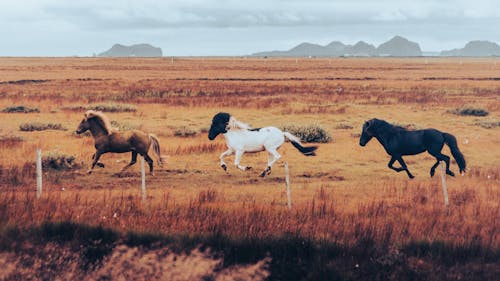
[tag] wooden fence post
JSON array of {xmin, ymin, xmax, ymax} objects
[
  {"xmin": 36, "ymin": 148, "xmax": 42, "ymax": 199},
  {"xmin": 440, "ymin": 162, "xmax": 449, "ymax": 207},
  {"xmin": 141, "ymin": 156, "xmax": 146, "ymax": 202},
  {"xmin": 285, "ymin": 162, "xmax": 291, "ymax": 210}
]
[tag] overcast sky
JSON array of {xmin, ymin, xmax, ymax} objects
[{"xmin": 1, "ymin": 0, "xmax": 499, "ymax": 56}]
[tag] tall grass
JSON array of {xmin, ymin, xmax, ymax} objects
[{"xmin": 0, "ymin": 176, "xmax": 498, "ymax": 280}]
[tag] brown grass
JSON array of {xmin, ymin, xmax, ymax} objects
[{"xmin": 0, "ymin": 57, "xmax": 499, "ymax": 280}]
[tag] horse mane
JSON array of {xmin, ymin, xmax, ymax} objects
[
  {"xmin": 227, "ymin": 116, "xmax": 252, "ymax": 131},
  {"xmin": 373, "ymin": 119, "xmax": 407, "ymax": 134},
  {"xmin": 84, "ymin": 110, "xmax": 115, "ymax": 135}
]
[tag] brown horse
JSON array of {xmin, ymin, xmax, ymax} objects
[{"xmin": 76, "ymin": 110, "xmax": 163, "ymax": 175}]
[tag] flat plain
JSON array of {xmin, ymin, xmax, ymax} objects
[{"xmin": 0, "ymin": 57, "xmax": 498, "ymax": 280}]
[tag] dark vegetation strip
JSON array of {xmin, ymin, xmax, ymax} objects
[
  {"xmin": 0, "ymin": 78, "xmax": 106, "ymax": 85},
  {"xmin": 173, "ymin": 77, "xmax": 377, "ymax": 81},
  {"xmin": 0, "ymin": 79, "xmax": 50, "ymax": 85},
  {"xmin": 423, "ymin": 77, "xmax": 500, "ymax": 81},
  {"xmin": 0, "ymin": 221, "xmax": 498, "ymax": 281}
]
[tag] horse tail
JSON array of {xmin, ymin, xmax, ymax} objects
[
  {"xmin": 283, "ymin": 132, "xmax": 318, "ymax": 156},
  {"xmin": 149, "ymin": 134, "xmax": 165, "ymax": 168},
  {"xmin": 443, "ymin": 132, "xmax": 466, "ymax": 174}
]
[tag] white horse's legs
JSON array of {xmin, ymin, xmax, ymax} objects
[
  {"xmin": 260, "ymin": 147, "xmax": 281, "ymax": 177},
  {"xmin": 267, "ymin": 149, "xmax": 281, "ymax": 167},
  {"xmin": 220, "ymin": 149, "xmax": 233, "ymax": 171},
  {"xmin": 234, "ymin": 150, "xmax": 251, "ymax": 171}
]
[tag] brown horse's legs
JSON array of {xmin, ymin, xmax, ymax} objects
[
  {"xmin": 91, "ymin": 153, "xmax": 105, "ymax": 168},
  {"xmin": 120, "ymin": 151, "xmax": 138, "ymax": 173},
  {"xmin": 143, "ymin": 153, "xmax": 154, "ymax": 174},
  {"xmin": 88, "ymin": 151, "xmax": 103, "ymax": 174}
]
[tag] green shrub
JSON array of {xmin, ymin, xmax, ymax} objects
[
  {"xmin": 449, "ymin": 107, "xmax": 489, "ymax": 117},
  {"xmin": 62, "ymin": 103, "xmax": 137, "ymax": 113},
  {"xmin": 19, "ymin": 123, "xmax": 67, "ymax": 132},
  {"xmin": 2, "ymin": 105, "xmax": 40, "ymax": 113},
  {"xmin": 282, "ymin": 124, "xmax": 332, "ymax": 143}
]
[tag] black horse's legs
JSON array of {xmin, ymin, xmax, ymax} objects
[
  {"xmin": 120, "ymin": 151, "xmax": 138, "ymax": 173},
  {"xmin": 396, "ymin": 156, "xmax": 414, "ymax": 179},
  {"xmin": 429, "ymin": 160, "xmax": 440, "ymax": 177},
  {"xmin": 88, "ymin": 151, "xmax": 103, "ymax": 174},
  {"xmin": 428, "ymin": 150, "xmax": 454, "ymax": 177},
  {"xmin": 387, "ymin": 156, "xmax": 405, "ymax": 172}
]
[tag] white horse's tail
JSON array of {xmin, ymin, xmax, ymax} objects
[
  {"xmin": 283, "ymin": 132, "xmax": 318, "ymax": 156},
  {"xmin": 149, "ymin": 134, "xmax": 165, "ymax": 167}
]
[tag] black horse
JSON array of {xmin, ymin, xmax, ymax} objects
[{"xmin": 359, "ymin": 118, "xmax": 466, "ymax": 179}]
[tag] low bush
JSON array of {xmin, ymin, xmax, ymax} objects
[
  {"xmin": 282, "ymin": 124, "xmax": 332, "ymax": 143},
  {"xmin": 475, "ymin": 120, "xmax": 500, "ymax": 129},
  {"xmin": 62, "ymin": 103, "xmax": 137, "ymax": 113},
  {"xmin": 449, "ymin": 107, "xmax": 489, "ymax": 117},
  {"xmin": 335, "ymin": 123, "xmax": 354, "ymax": 130},
  {"xmin": 42, "ymin": 152, "xmax": 81, "ymax": 170},
  {"xmin": 2, "ymin": 105, "xmax": 40, "ymax": 113},
  {"xmin": 19, "ymin": 123, "xmax": 67, "ymax": 132},
  {"xmin": 173, "ymin": 127, "xmax": 198, "ymax": 137}
]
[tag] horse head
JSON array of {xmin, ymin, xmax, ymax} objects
[
  {"xmin": 208, "ymin": 112, "xmax": 231, "ymax": 140},
  {"xmin": 75, "ymin": 115, "xmax": 91, "ymax": 134},
  {"xmin": 359, "ymin": 119, "xmax": 377, "ymax": 146}
]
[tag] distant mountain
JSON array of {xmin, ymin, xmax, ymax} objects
[
  {"xmin": 98, "ymin": 43, "xmax": 162, "ymax": 57},
  {"xmin": 345, "ymin": 41, "xmax": 377, "ymax": 56},
  {"xmin": 287, "ymin": 42, "xmax": 332, "ymax": 57},
  {"xmin": 440, "ymin": 41, "xmax": 500, "ymax": 56},
  {"xmin": 251, "ymin": 35, "xmax": 421, "ymax": 57},
  {"xmin": 376, "ymin": 36, "xmax": 422, "ymax": 56}
]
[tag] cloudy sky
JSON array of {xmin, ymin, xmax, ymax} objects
[{"xmin": 1, "ymin": 0, "xmax": 499, "ymax": 56}]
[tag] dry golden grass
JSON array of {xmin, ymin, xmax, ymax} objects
[{"xmin": 0, "ymin": 57, "xmax": 499, "ymax": 280}]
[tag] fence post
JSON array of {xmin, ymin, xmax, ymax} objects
[
  {"xmin": 141, "ymin": 156, "xmax": 146, "ymax": 202},
  {"xmin": 440, "ymin": 162, "xmax": 449, "ymax": 207},
  {"xmin": 285, "ymin": 162, "xmax": 291, "ymax": 210},
  {"xmin": 36, "ymin": 148, "xmax": 42, "ymax": 199}
]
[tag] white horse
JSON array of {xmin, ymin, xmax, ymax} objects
[{"xmin": 208, "ymin": 112, "xmax": 318, "ymax": 177}]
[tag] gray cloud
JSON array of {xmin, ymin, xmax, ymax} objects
[
  {"xmin": 0, "ymin": 0, "xmax": 499, "ymax": 56},
  {"xmin": 35, "ymin": 0, "xmax": 500, "ymax": 29}
]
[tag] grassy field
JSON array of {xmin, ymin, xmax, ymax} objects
[{"xmin": 0, "ymin": 57, "xmax": 499, "ymax": 280}]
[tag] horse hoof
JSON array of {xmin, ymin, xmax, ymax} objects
[
  {"xmin": 221, "ymin": 164, "xmax": 227, "ymax": 171},
  {"xmin": 409, "ymin": 175, "xmax": 415, "ymax": 179},
  {"xmin": 447, "ymin": 171, "xmax": 455, "ymax": 177},
  {"xmin": 430, "ymin": 171, "xmax": 435, "ymax": 177},
  {"xmin": 245, "ymin": 166, "xmax": 252, "ymax": 171},
  {"xmin": 96, "ymin": 163, "xmax": 105, "ymax": 168},
  {"xmin": 259, "ymin": 172, "xmax": 266, "ymax": 177},
  {"xmin": 86, "ymin": 170, "xmax": 93, "ymax": 174}
]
